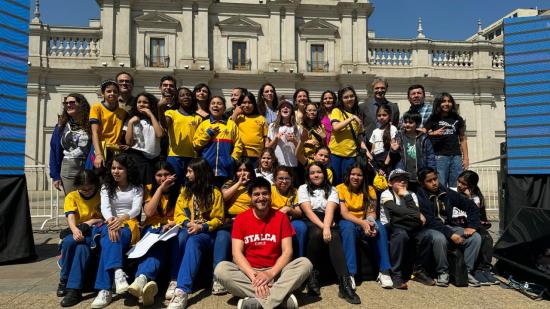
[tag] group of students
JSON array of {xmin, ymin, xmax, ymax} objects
[{"xmin": 50, "ymin": 73, "xmax": 496, "ymax": 308}]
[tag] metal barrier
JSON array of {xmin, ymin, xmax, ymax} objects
[
  {"xmin": 25, "ymin": 165, "xmax": 63, "ymax": 229},
  {"xmin": 468, "ymin": 164, "xmax": 500, "ymax": 211}
]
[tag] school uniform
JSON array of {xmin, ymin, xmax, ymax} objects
[
  {"xmin": 165, "ymin": 109, "xmax": 203, "ymax": 186},
  {"xmin": 270, "ymin": 185, "xmax": 308, "ymax": 257},
  {"xmin": 329, "ymin": 108, "xmax": 363, "ymax": 185},
  {"xmin": 94, "ymin": 185, "xmax": 143, "ymax": 290},
  {"xmin": 193, "ymin": 116, "xmax": 242, "ymax": 181},
  {"xmin": 173, "ymin": 187, "xmax": 224, "ymax": 293},
  {"xmin": 336, "ymin": 184, "xmax": 392, "ymax": 276},
  {"xmin": 235, "ymin": 114, "xmax": 268, "ymax": 165},
  {"xmin": 89, "ymin": 102, "xmax": 127, "ymax": 161},
  {"xmin": 60, "ymin": 190, "xmax": 101, "ymax": 290}
]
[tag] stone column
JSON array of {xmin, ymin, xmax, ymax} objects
[
  {"xmin": 268, "ymin": 4, "xmax": 282, "ymax": 70},
  {"xmin": 194, "ymin": 1, "xmax": 210, "ymax": 69},
  {"xmin": 114, "ymin": 0, "xmax": 131, "ymax": 66},
  {"xmin": 178, "ymin": 4, "xmax": 194, "ymax": 67},
  {"xmin": 282, "ymin": 5, "xmax": 297, "ymax": 71},
  {"xmin": 99, "ymin": 0, "xmax": 115, "ymax": 65}
]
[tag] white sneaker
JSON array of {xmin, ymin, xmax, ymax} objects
[
  {"xmin": 91, "ymin": 290, "xmax": 112, "ymax": 309},
  {"xmin": 114, "ymin": 269, "xmax": 129, "ymax": 294},
  {"xmin": 349, "ymin": 276, "xmax": 356, "ymax": 290},
  {"xmin": 377, "ymin": 272, "xmax": 394, "ymax": 289},
  {"xmin": 128, "ymin": 274, "xmax": 147, "ymax": 298},
  {"xmin": 142, "ymin": 281, "xmax": 158, "ymax": 307},
  {"xmin": 237, "ymin": 297, "xmax": 262, "ymax": 309},
  {"xmin": 284, "ymin": 293, "xmax": 299, "ymax": 309},
  {"xmin": 165, "ymin": 280, "xmax": 177, "ymax": 300},
  {"xmin": 167, "ymin": 289, "xmax": 188, "ymax": 309},
  {"xmin": 212, "ymin": 277, "xmax": 228, "ymax": 295}
]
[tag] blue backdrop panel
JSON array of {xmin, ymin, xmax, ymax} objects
[
  {"xmin": 0, "ymin": 0, "xmax": 30, "ymax": 175},
  {"xmin": 504, "ymin": 15, "xmax": 550, "ymax": 175}
]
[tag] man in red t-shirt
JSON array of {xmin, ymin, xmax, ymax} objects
[{"xmin": 214, "ymin": 177, "xmax": 312, "ymax": 309}]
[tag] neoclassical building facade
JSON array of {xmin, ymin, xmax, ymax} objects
[{"xmin": 27, "ymin": 0, "xmax": 505, "ymax": 171}]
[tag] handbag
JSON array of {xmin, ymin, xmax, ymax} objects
[
  {"xmin": 340, "ymin": 108, "xmax": 368, "ymax": 168},
  {"xmin": 373, "ymin": 172, "xmax": 388, "ymax": 191},
  {"xmin": 59, "ymin": 223, "xmax": 92, "ymax": 239}
]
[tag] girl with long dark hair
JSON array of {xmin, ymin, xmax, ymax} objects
[
  {"xmin": 50, "ymin": 93, "xmax": 91, "ymax": 193},
  {"xmin": 266, "ymin": 99, "xmax": 300, "ymax": 168},
  {"xmin": 298, "ymin": 162, "xmax": 360, "ymax": 304},
  {"xmin": 302, "ymin": 101, "xmax": 326, "ymax": 160},
  {"xmin": 168, "ymin": 158, "xmax": 224, "ymax": 308},
  {"xmin": 92, "ymin": 153, "xmax": 143, "ymax": 308},
  {"xmin": 192, "ymin": 83, "xmax": 212, "ymax": 120},
  {"xmin": 337, "ymin": 163, "xmax": 393, "ymax": 289},
  {"xmin": 330, "ymin": 86, "xmax": 366, "ymax": 184},
  {"xmin": 233, "ymin": 91, "xmax": 268, "ymax": 166},
  {"xmin": 320, "ymin": 90, "xmax": 336, "ymax": 145},
  {"xmin": 425, "ymin": 92, "xmax": 469, "ymax": 187},
  {"xmin": 128, "ymin": 161, "xmax": 181, "ymax": 305},
  {"xmin": 293, "ymin": 88, "xmax": 310, "ymax": 125},
  {"xmin": 257, "ymin": 82, "xmax": 279, "ymax": 123},
  {"xmin": 255, "ymin": 147, "xmax": 278, "ymax": 185},
  {"xmin": 369, "ymin": 104, "xmax": 399, "ymax": 174}
]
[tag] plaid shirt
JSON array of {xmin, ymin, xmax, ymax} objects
[{"xmin": 403, "ymin": 102, "xmax": 432, "ymax": 129}]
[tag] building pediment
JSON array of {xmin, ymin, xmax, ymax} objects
[
  {"xmin": 218, "ymin": 15, "xmax": 261, "ymax": 35},
  {"xmin": 299, "ymin": 18, "xmax": 338, "ymax": 37},
  {"xmin": 135, "ymin": 12, "xmax": 179, "ymax": 29}
]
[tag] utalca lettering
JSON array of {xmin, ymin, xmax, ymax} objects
[{"xmin": 244, "ymin": 233, "xmax": 277, "ymax": 244}]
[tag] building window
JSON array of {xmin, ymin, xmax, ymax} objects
[
  {"xmin": 495, "ymin": 28, "xmax": 502, "ymax": 37},
  {"xmin": 309, "ymin": 44, "xmax": 328, "ymax": 72},
  {"xmin": 148, "ymin": 38, "xmax": 169, "ymax": 67},
  {"xmin": 230, "ymin": 42, "xmax": 250, "ymax": 70}
]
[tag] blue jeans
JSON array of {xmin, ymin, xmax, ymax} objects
[
  {"xmin": 330, "ymin": 154, "xmax": 355, "ymax": 185},
  {"xmin": 135, "ymin": 226, "xmax": 180, "ymax": 281},
  {"xmin": 176, "ymin": 232, "xmax": 216, "ymax": 292},
  {"xmin": 94, "ymin": 225, "xmax": 132, "ymax": 290},
  {"xmin": 213, "ymin": 228, "xmax": 232, "ymax": 271},
  {"xmin": 60, "ymin": 231, "xmax": 96, "ymax": 289},
  {"xmin": 291, "ymin": 220, "xmax": 308, "ymax": 257},
  {"xmin": 167, "ymin": 156, "xmax": 192, "ymax": 187},
  {"xmin": 436, "ymin": 154, "xmax": 463, "ymax": 188},
  {"xmin": 339, "ymin": 219, "xmax": 392, "ymax": 275}
]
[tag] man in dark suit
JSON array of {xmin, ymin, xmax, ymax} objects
[{"xmin": 359, "ymin": 77, "xmax": 400, "ymax": 140}]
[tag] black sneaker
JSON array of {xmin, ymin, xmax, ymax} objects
[
  {"xmin": 338, "ymin": 276, "xmax": 361, "ymax": 304},
  {"xmin": 57, "ymin": 280, "xmax": 67, "ymax": 297},
  {"xmin": 60, "ymin": 289, "xmax": 82, "ymax": 307},
  {"xmin": 391, "ymin": 276, "xmax": 408, "ymax": 290},
  {"xmin": 307, "ymin": 269, "xmax": 321, "ymax": 296},
  {"xmin": 482, "ymin": 270, "xmax": 500, "ymax": 285},
  {"xmin": 473, "ymin": 270, "xmax": 491, "ymax": 286},
  {"xmin": 413, "ymin": 271, "xmax": 435, "ymax": 286}
]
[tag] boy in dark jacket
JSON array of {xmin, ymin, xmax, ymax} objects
[
  {"xmin": 416, "ymin": 167, "xmax": 482, "ymax": 287},
  {"xmin": 380, "ymin": 169, "xmax": 433, "ymax": 289},
  {"xmin": 393, "ymin": 111, "xmax": 436, "ymax": 193}
]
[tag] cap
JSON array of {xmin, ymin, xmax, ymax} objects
[{"xmin": 388, "ymin": 169, "xmax": 410, "ymax": 181}]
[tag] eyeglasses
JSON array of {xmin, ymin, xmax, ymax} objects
[
  {"xmin": 63, "ymin": 100, "xmax": 77, "ymax": 105},
  {"xmin": 276, "ymin": 177, "xmax": 291, "ymax": 182}
]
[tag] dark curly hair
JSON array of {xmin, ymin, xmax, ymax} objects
[
  {"xmin": 103, "ymin": 153, "xmax": 142, "ymax": 200},
  {"xmin": 129, "ymin": 92, "xmax": 159, "ymax": 120},
  {"xmin": 58, "ymin": 93, "xmax": 91, "ymax": 133},
  {"xmin": 192, "ymin": 83, "xmax": 211, "ymax": 113},
  {"xmin": 177, "ymin": 87, "xmax": 197, "ymax": 113}
]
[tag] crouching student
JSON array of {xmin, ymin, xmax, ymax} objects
[
  {"xmin": 168, "ymin": 158, "xmax": 224, "ymax": 309},
  {"xmin": 299, "ymin": 162, "xmax": 360, "ymax": 304},
  {"xmin": 214, "ymin": 177, "xmax": 313, "ymax": 309},
  {"xmin": 57, "ymin": 170, "xmax": 103, "ymax": 307},
  {"xmin": 380, "ymin": 169, "xmax": 431, "ymax": 289},
  {"xmin": 92, "ymin": 154, "xmax": 143, "ymax": 308},
  {"xmin": 270, "ymin": 166, "xmax": 308, "ymax": 257},
  {"xmin": 337, "ymin": 163, "xmax": 393, "ymax": 289},
  {"xmin": 416, "ymin": 167, "xmax": 482, "ymax": 287},
  {"xmin": 127, "ymin": 161, "xmax": 180, "ymax": 306}
]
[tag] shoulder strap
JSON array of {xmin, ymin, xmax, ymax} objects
[{"xmin": 339, "ymin": 108, "xmax": 361, "ymax": 151}]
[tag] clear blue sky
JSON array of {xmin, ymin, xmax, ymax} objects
[{"xmin": 37, "ymin": 0, "xmax": 547, "ymax": 40}]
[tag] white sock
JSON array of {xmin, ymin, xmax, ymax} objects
[{"xmin": 114, "ymin": 269, "xmax": 124, "ymax": 277}]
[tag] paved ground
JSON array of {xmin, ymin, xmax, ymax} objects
[{"xmin": 0, "ymin": 221, "xmax": 546, "ymax": 309}]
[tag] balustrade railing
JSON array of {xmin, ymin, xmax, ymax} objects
[
  {"xmin": 431, "ymin": 49, "xmax": 473, "ymax": 67},
  {"xmin": 368, "ymin": 43, "xmax": 413, "ymax": 66},
  {"xmin": 48, "ymin": 27, "xmax": 101, "ymax": 58},
  {"xmin": 491, "ymin": 51, "xmax": 504, "ymax": 68}
]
